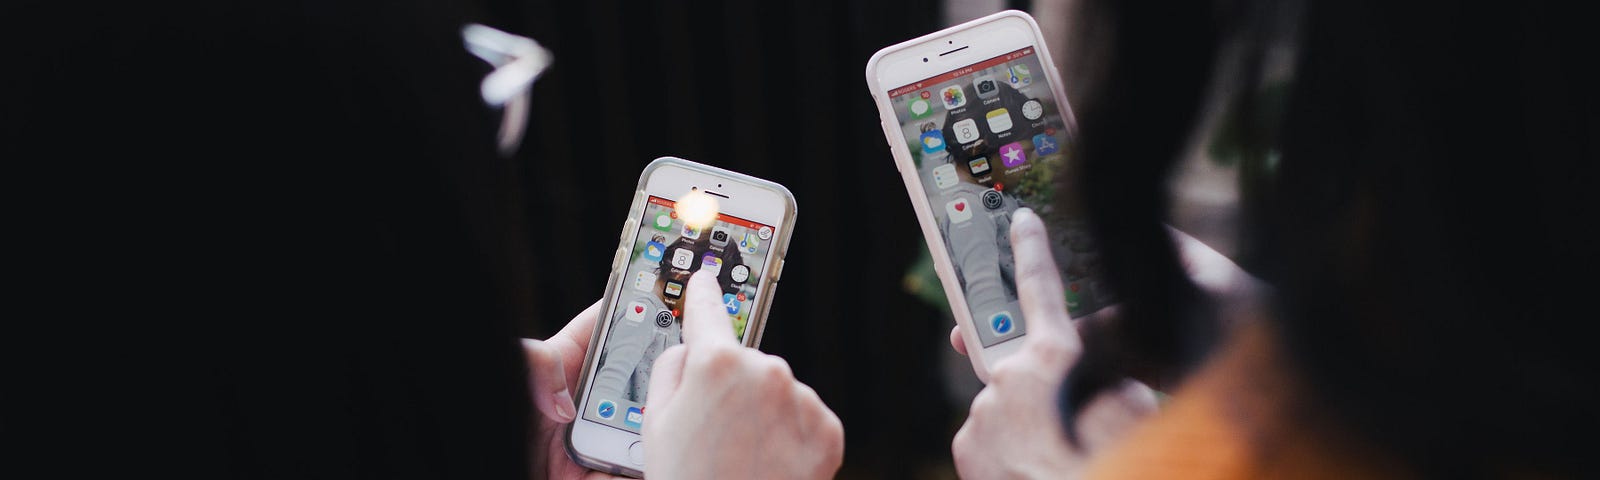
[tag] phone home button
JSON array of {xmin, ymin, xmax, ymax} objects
[{"xmin": 627, "ymin": 441, "xmax": 645, "ymax": 466}]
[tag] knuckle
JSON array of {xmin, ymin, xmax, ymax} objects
[
  {"xmin": 988, "ymin": 362, "xmax": 1024, "ymax": 386},
  {"xmin": 691, "ymin": 345, "xmax": 743, "ymax": 375},
  {"xmin": 821, "ymin": 411, "xmax": 844, "ymax": 443},
  {"xmin": 1027, "ymin": 335, "xmax": 1075, "ymax": 364},
  {"xmin": 756, "ymin": 367, "xmax": 792, "ymax": 394},
  {"xmin": 968, "ymin": 387, "xmax": 1000, "ymax": 415},
  {"xmin": 521, "ymin": 338, "xmax": 552, "ymax": 361},
  {"xmin": 951, "ymin": 423, "xmax": 978, "ymax": 467},
  {"xmin": 823, "ymin": 422, "xmax": 845, "ymax": 471},
  {"xmin": 760, "ymin": 355, "xmax": 795, "ymax": 381}
]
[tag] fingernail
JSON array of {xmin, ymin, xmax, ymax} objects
[
  {"xmin": 552, "ymin": 389, "xmax": 575, "ymax": 421},
  {"xmin": 1014, "ymin": 207, "xmax": 1037, "ymax": 222}
]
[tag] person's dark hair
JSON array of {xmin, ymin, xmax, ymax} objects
[
  {"xmin": 1058, "ymin": 0, "xmax": 1596, "ymax": 476},
  {"xmin": 1055, "ymin": 0, "xmax": 1236, "ymax": 438}
]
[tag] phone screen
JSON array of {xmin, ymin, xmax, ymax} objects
[
  {"xmin": 581, "ymin": 195, "xmax": 776, "ymax": 433},
  {"xmin": 885, "ymin": 46, "xmax": 1111, "ymax": 348}
]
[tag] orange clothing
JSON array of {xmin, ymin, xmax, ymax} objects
[{"xmin": 1085, "ymin": 325, "xmax": 1405, "ymax": 479}]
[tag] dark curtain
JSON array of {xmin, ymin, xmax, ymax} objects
[{"xmin": 5, "ymin": 0, "xmax": 963, "ymax": 477}]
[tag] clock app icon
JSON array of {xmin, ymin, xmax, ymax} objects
[{"xmin": 1021, "ymin": 99, "xmax": 1044, "ymax": 121}]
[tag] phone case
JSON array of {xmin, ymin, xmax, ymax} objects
[
  {"xmin": 864, "ymin": 10, "xmax": 1076, "ymax": 382},
  {"xmin": 564, "ymin": 156, "xmax": 798, "ymax": 477}
]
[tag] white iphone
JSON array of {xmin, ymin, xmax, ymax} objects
[
  {"xmin": 866, "ymin": 10, "xmax": 1112, "ymax": 380},
  {"xmin": 565, "ymin": 157, "xmax": 797, "ymax": 477}
]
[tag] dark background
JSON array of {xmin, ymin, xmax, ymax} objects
[
  {"xmin": 4, "ymin": 0, "xmax": 1033, "ymax": 477},
  {"xmin": 491, "ymin": 0, "xmax": 972, "ymax": 477}
]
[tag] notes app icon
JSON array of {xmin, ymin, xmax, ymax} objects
[{"xmin": 985, "ymin": 108, "xmax": 1013, "ymax": 133}]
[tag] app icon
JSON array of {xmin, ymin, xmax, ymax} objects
[
  {"xmin": 920, "ymin": 130, "xmax": 946, "ymax": 154},
  {"xmin": 730, "ymin": 264, "xmax": 750, "ymax": 283},
  {"xmin": 1021, "ymin": 99, "xmax": 1044, "ymax": 121},
  {"xmin": 933, "ymin": 163, "xmax": 958, "ymax": 189},
  {"xmin": 973, "ymin": 74, "xmax": 999, "ymax": 99},
  {"xmin": 655, "ymin": 310, "xmax": 674, "ymax": 328},
  {"xmin": 908, "ymin": 97, "xmax": 932, "ymax": 119},
  {"xmin": 1008, "ymin": 64, "xmax": 1032, "ymax": 89},
  {"xmin": 681, "ymin": 223, "xmax": 701, "ymax": 240},
  {"xmin": 670, "ymin": 248, "xmax": 694, "ymax": 270},
  {"xmin": 740, "ymin": 233, "xmax": 760, "ymax": 254},
  {"xmin": 643, "ymin": 240, "xmax": 666, "ymax": 262},
  {"xmin": 597, "ymin": 400, "xmax": 616, "ymax": 419},
  {"xmin": 757, "ymin": 226, "xmax": 772, "ymax": 240},
  {"xmin": 634, "ymin": 271, "xmax": 657, "ymax": 292},
  {"xmin": 985, "ymin": 108, "xmax": 1013, "ymax": 133},
  {"xmin": 700, "ymin": 253, "xmax": 723, "ymax": 275},
  {"xmin": 982, "ymin": 189, "xmax": 1004, "ymax": 210},
  {"xmin": 940, "ymin": 84, "xmax": 966, "ymax": 109},
  {"xmin": 624, "ymin": 300, "xmax": 647, "ymax": 322},
  {"xmin": 989, "ymin": 311, "xmax": 1015, "ymax": 335},
  {"xmin": 664, "ymin": 281, "xmax": 684, "ymax": 299},
  {"xmin": 624, "ymin": 406, "xmax": 644, "ymax": 428},
  {"xmin": 1032, "ymin": 133, "xmax": 1059, "ymax": 155},
  {"xmin": 946, "ymin": 197, "xmax": 973, "ymax": 223},
  {"xmin": 710, "ymin": 227, "xmax": 731, "ymax": 248},
  {"xmin": 722, "ymin": 293, "xmax": 742, "ymax": 315},
  {"xmin": 952, "ymin": 118, "xmax": 981, "ymax": 144},
  {"xmin": 999, "ymin": 142, "xmax": 1026, "ymax": 168},
  {"xmin": 967, "ymin": 156, "xmax": 991, "ymax": 175},
  {"xmin": 653, "ymin": 211, "xmax": 673, "ymax": 231}
]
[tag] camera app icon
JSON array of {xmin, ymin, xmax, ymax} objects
[
  {"xmin": 710, "ymin": 226, "xmax": 731, "ymax": 248},
  {"xmin": 973, "ymin": 74, "xmax": 999, "ymax": 99}
]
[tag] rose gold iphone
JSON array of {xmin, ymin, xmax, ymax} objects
[{"xmin": 866, "ymin": 11, "xmax": 1112, "ymax": 381}]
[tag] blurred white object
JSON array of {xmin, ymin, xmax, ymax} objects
[{"xmin": 462, "ymin": 23, "xmax": 553, "ymax": 155}]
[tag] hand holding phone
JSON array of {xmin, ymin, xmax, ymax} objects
[
  {"xmin": 867, "ymin": 11, "xmax": 1113, "ymax": 380},
  {"xmin": 522, "ymin": 302, "xmax": 632, "ymax": 480},
  {"xmin": 566, "ymin": 157, "xmax": 800, "ymax": 477},
  {"xmin": 641, "ymin": 271, "xmax": 844, "ymax": 479},
  {"xmin": 950, "ymin": 209, "xmax": 1157, "ymax": 479}
]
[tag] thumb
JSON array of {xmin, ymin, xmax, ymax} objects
[{"xmin": 522, "ymin": 338, "xmax": 577, "ymax": 422}]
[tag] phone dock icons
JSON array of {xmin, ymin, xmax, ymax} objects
[
  {"xmin": 989, "ymin": 311, "xmax": 1014, "ymax": 335},
  {"xmin": 624, "ymin": 406, "xmax": 644, "ymax": 428}
]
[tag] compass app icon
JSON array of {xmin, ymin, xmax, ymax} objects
[{"xmin": 989, "ymin": 311, "xmax": 1015, "ymax": 335}]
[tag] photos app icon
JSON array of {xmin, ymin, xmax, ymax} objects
[{"xmin": 940, "ymin": 85, "xmax": 967, "ymax": 109}]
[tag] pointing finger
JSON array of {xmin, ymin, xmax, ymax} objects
[
  {"xmin": 679, "ymin": 269, "xmax": 736, "ymax": 346},
  {"xmin": 1009, "ymin": 208, "xmax": 1079, "ymax": 349}
]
